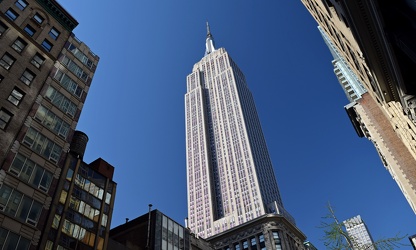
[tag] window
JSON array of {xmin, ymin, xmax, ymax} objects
[
  {"xmin": 61, "ymin": 55, "xmax": 89, "ymax": 82},
  {"xmin": 250, "ymin": 237, "xmax": 257, "ymax": 248},
  {"xmin": 0, "ymin": 228, "xmax": 30, "ymax": 250},
  {"xmin": 0, "ymin": 75, "xmax": 3, "ymax": 82},
  {"xmin": 31, "ymin": 53, "xmax": 45, "ymax": 68},
  {"xmin": 45, "ymin": 86, "xmax": 77, "ymax": 117},
  {"xmin": 24, "ymin": 24, "xmax": 35, "ymax": 36},
  {"xmin": 258, "ymin": 234, "xmax": 265, "ymax": 250},
  {"xmin": 35, "ymin": 105, "xmax": 70, "ymax": 138},
  {"xmin": 273, "ymin": 232, "xmax": 282, "ymax": 250},
  {"xmin": 0, "ymin": 20, "xmax": 8, "ymax": 36},
  {"xmin": 49, "ymin": 27, "xmax": 60, "ymax": 40},
  {"xmin": 41, "ymin": 39, "xmax": 52, "ymax": 51},
  {"xmin": 11, "ymin": 37, "xmax": 27, "ymax": 53},
  {"xmin": 243, "ymin": 241, "xmax": 248, "ymax": 250},
  {"xmin": 5, "ymin": 9, "xmax": 19, "ymax": 21},
  {"xmin": 8, "ymin": 87, "xmax": 24, "ymax": 106},
  {"xmin": 23, "ymin": 127, "xmax": 62, "ymax": 163},
  {"xmin": 15, "ymin": 0, "xmax": 28, "ymax": 10},
  {"xmin": 68, "ymin": 43, "xmax": 94, "ymax": 68},
  {"xmin": 33, "ymin": 13, "xmax": 44, "ymax": 24},
  {"xmin": 20, "ymin": 69, "xmax": 36, "ymax": 85},
  {"xmin": 0, "ymin": 53, "xmax": 16, "ymax": 70},
  {"xmin": 10, "ymin": 154, "xmax": 53, "ymax": 192},
  {"xmin": 54, "ymin": 70, "xmax": 83, "ymax": 98},
  {"xmin": 0, "ymin": 108, "xmax": 13, "ymax": 129},
  {"xmin": 0, "ymin": 184, "xmax": 43, "ymax": 226}
]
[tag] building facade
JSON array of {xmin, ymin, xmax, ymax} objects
[
  {"xmin": 207, "ymin": 214, "xmax": 306, "ymax": 250},
  {"xmin": 301, "ymin": 0, "xmax": 416, "ymax": 214},
  {"xmin": 0, "ymin": 0, "xmax": 103, "ymax": 249},
  {"xmin": 185, "ymin": 23, "xmax": 305, "ymax": 248},
  {"xmin": 109, "ymin": 209, "xmax": 210, "ymax": 250},
  {"xmin": 343, "ymin": 215, "xmax": 375, "ymax": 250},
  {"xmin": 40, "ymin": 131, "xmax": 117, "ymax": 250}
]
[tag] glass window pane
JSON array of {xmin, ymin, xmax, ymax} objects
[
  {"xmin": 32, "ymin": 134, "xmax": 45, "ymax": 153},
  {"xmin": 0, "ymin": 228, "xmax": 8, "ymax": 247},
  {"xmin": 15, "ymin": 0, "xmax": 28, "ymax": 10},
  {"xmin": 0, "ymin": 21, "xmax": 8, "ymax": 36},
  {"xmin": 35, "ymin": 106, "xmax": 47, "ymax": 122},
  {"xmin": 24, "ymin": 25, "xmax": 35, "ymax": 36},
  {"xmin": 5, "ymin": 9, "xmax": 18, "ymax": 20},
  {"xmin": 18, "ymin": 236, "xmax": 30, "ymax": 250},
  {"xmin": 17, "ymin": 196, "xmax": 32, "ymax": 221},
  {"xmin": 20, "ymin": 158, "xmax": 34, "ymax": 182},
  {"xmin": 27, "ymin": 201, "xmax": 42, "ymax": 224},
  {"xmin": 5, "ymin": 190, "xmax": 23, "ymax": 216},
  {"xmin": 10, "ymin": 154, "xmax": 26, "ymax": 175},
  {"xmin": 8, "ymin": 88, "xmax": 24, "ymax": 106},
  {"xmin": 31, "ymin": 53, "xmax": 45, "ymax": 68},
  {"xmin": 4, "ymin": 231, "xmax": 19, "ymax": 249},
  {"xmin": 0, "ymin": 108, "xmax": 12, "ymax": 129},
  {"xmin": 23, "ymin": 128, "xmax": 37, "ymax": 146},
  {"xmin": 0, "ymin": 185, "xmax": 13, "ymax": 208},
  {"xmin": 30, "ymin": 165, "xmax": 43, "ymax": 186},
  {"xmin": 40, "ymin": 171, "xmax": 53, "ymax": 191},
  {"xmin": 33, "ymin": 13, "xmax": 43, "ymax": 24},
  {"xmin": 42, "ymin": 39, "xmax": 52, "ymax": 51},
  {"xmin": 49, "ymin": 28, "xmax": 60, "ymax": 40}
]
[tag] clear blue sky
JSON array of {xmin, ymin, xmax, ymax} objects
[{"xmin": 58, "ymin": 0, "xmax": 415, "ymax": 248}]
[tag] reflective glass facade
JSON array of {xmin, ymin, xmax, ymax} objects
[{"xmin": 44, "ymin": 154, "xmax": 116, "ymax": 250}]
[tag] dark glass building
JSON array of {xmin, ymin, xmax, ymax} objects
[
  {"xmin": 109, "ymin": 209, "xmax": 194, "ymax": 250},
  {"xmin": 41, "ymin": 131, "xmax": 117, "ymax": 250}
]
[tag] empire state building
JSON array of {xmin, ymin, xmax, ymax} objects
[{"xmin": 185, "ymin": 24, "xmax": 299, "ymax": 240}]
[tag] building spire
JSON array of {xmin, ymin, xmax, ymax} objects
[{"xmin": 205, "ymin": 22, "xmax": 216, "ymax": 56}]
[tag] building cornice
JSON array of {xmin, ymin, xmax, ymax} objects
[{"xmin": 35, "ymin": 0, "xmax": 78, "ymax": 31}]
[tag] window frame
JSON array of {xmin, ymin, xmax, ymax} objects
[
  {"xmin": 0, "ymin": 52, "xmax": 16, "ymax": 70},
  {"xmin": 41, "ymin": 39, "xmax": 53, "ymax": 52},
  {"xmin": 8, "ymin": 87, "xmax": 25, "ymax": 106},
  {"xmin": 10, "ymin": 154, "xmax": 54, "ymax": 192},
  {"xmin": 33, "ymin": 13, "xmax": 44, "ymax": 24},
  {"xmin": 23, "ymin": 127, "xmax": 62, "ymax": 163},
  {"xmin": 11, "ymin": 37, "xmax": 28, "ymax": 53},
  {"xmin": 0, "ymin": 108, "xmax": 13, "ymax": 130},
  {"xmin": 0, "ymin": 20, "xmax": 8, "ymax": 36},
  {"xmin": 31, "ymin": 53, "xmax": 45, "ymax": 69},
  {"xmin": 20, "ymin": 69, "xmax": 36, "ymax": 85},
  {"xmin": 34, "ymin": 105, "xmax": 70, "ymax": 138},
  {"xmin": 23, "ymin": 24, "xmax": 36, "ymax": 37},
  {"xmin": 49, "ymin": 27, "xmax": 60, "ymax": 40},
  {"xmin": 45, "ymin": 86, "xmax": 78, "ymax": 117},
  {"xmin": 5, "ymin": 8, "xmax": 19, "ymax": 21},
  {"xmin": 15, "ymin": 0, "xmax": 28, "ymax": 10}
]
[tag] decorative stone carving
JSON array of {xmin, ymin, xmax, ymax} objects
[
  {"xmin": 24, "ymin": 116, "xmax": 33, "ymax": 127},
  {"xmin": 63, "ymin": 143, "xmax": 70, "ymax": 153},
  {"xmin": 32, "ymin": 230, "xmax": 41, "ymax": 245},
  {"xmin": 44, "ymin": 196, "xmax": 52, "ymax": 210},
  {"xmin": 35, "ymin": 95, "xmax": 43, "ymax": 104},
  {"xmin": 0, "ymin": 170, "xmax": 6, "ymax": 185},
  {"xmin": 54, "ymin": 167, "xmax": 61, "ymax": 179},
  {"xmin": 11, "ymin": 141, "xmax": 20, "ymax": 154}
]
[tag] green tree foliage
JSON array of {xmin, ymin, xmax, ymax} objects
[{"xmin": 320, "ymin": 203, "xmax": 408, "ymax": 250}]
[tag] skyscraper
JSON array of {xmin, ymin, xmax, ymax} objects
[
  {"xmin": 185, "ymin": 24, "xmax": 294, "ymax": 239},
  {"xmin": 344, "ymin": 215, "xmax": 375, "ymax": 250}
]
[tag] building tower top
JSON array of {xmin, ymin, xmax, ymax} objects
[{"xmin": 205, "ymin": 22, "xmax": 216, "ymax": 56}]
